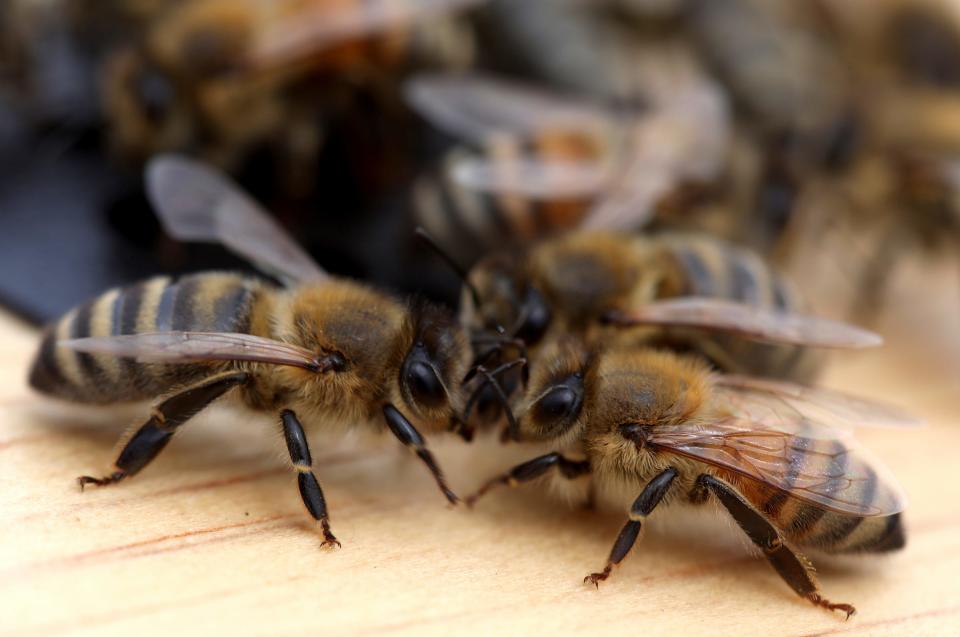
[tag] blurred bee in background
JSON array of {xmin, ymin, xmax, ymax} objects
[
  {"xmin": 452, "ymin": 0, "xmax": 856, "ymax": 259},
  {"xmin": 29, "ymin": 155, "xmax": 479, "ymax": 546},
  {"xmin": 686, "ymin": 0, "xmax": 851, "ymax": 145},
  {"xmin": 405, "ymin": 59, "xmax": 730, "ymax": 264},
  {"xmin": 101, "ymin": 0, "xmax": 485, "ymax": 175},
  {"xmin": 823, "ymin": 0, "xmax": 960, "ymax": 153},
  {"xmin": 474, "ymin": 0, "xmax": 689, "ymax": 108},
  {"xmin": 777, "ymin": 147, "xmax": 960, "ymax": 321},
  {"xmin": 767, "ymin": 0, "xmax": 960, "ymax": 319},
  {"xmin": 466, "ymin": 337, "xmax": 913, "ymax": 617}
]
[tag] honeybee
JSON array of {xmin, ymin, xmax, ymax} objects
[
  {"xmin": 757, "ymin": 0, "xmax": 960, "ymax": 320},
  {"xmin": 447, "ymin": 228, "xmax": 885, "ymax": 440},
  {"xmin": 476, "ymin": 0, "xmax": 689, "ymax": 107},
  {"xmin": 102, "ymin": 0, "xmax": 484, "ymax": 166},
  {"xmin": 687, "ymin": 0, "xmax": 850, "ymax": 140},
  {"xmin": 405, "ymin": 57, "xmax": 730, "ymax": 260},
  {"xmin": 467, "ymin": 339, "xmax": 913, "ymax": 617},
  {"xmin": 821, "ymin": 0, "xmax": 960, "ymax": 154},
  {"xmin": 28, "ymin": 155, "xmax": 474, "ymax": 547},
  {"xmin": 461, "ymin": 231, "xmax": 878, "ymax": 383}
]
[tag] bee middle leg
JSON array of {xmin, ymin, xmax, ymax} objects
[
  {"xmin": 696, "ymin": 474, "xmax": 856, "ymax": 619},
  {"xmin": 585, "ymin": 467, "xmax": 678, "ymax": 587},
  {"xmin": 78, "ymin": 371, "xmax": 250, "ymax": 489},
  {"xmin": 281, "ymin": 410, "xmax": 339, "ymax": 549},
  {"xmin": 464, "ymin": 452, "xmax": 591, "ymax": 507}
]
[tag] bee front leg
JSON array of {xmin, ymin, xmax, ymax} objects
[
  {"xmin": 382, "ymin": 404, "xmax": 459, "ymax": 505},
  {"xmin": 696, "ymin": 474, "xmax": 856, "ymax": 619},
  {"xmin": 585, "ymin": 467, "xmax": 678, "ymax": 587},
  {"xmin": 281, "ymin": 410, "xmax": 339, "ymax": 549},
  {"xmin": 78, "ymin": 371, "xmax": 250, "ymax": 489},
  {"xmin": 464, "ymin": 453, "xmax": 591, "ymax": 507}
]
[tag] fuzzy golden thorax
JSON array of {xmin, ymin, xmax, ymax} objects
[
  {"xmin": 527, "ymin": 232, "xmax": 677, "ymax": 331},
  {"xmin": 462, "ymin": 232, "xmax": 685, "ymax": 361},
  {"xmin": 582, "ymin": 348, "xmax": 714, "ymax": 484},
  {"xmin": 259, "ymin": 281, "xmax": 469, "ymax": 434}
]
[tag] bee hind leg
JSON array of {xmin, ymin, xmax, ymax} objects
[
  {"xmin": 696, "ymin": 474, "xmax": 856, "ymax": 620},
  {"xmin": 77, "ymin": 371, "xmax": 250, "ymax": 490},
  {"xmin": 585, "ymin": 467, "xmax": 678, "ymax": 587},
  {"xmin": 281, "ymin": 410, "xmax": 339, "ymax": 550}
]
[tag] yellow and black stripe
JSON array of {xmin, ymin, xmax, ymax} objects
[
  {"xmin": 660, "ymin": 234, "xmax": 820, "ymax": 382},
  {"xmin": 414, "ymin": 131, "xmax": 604, "ymax": 261},
  {"xmin": 726, "ymin": 434, "xmax": 905, "ymax": 556},
  {"xmin": 29, "ymin": 272, "xmax": 264, "ymax": 404}
]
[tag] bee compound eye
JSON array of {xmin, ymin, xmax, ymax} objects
[
  {"xmin": 515, "ymin": 287, "xmax": 552, "ymax": 345},
  {"xmin": 405, "ymin": 360, "xmax": 446, "ymax": 409},
  {"xmin": 533, "ymin": 385, "xmax": 580, "ymax": 425}
]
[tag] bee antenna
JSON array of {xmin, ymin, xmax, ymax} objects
[
  {"xmin": 415, "ymin": 227, "xmax": 483, "ymax": 310},
  {"xmin": 462, "ymin": 360, "xmax": 524, "ymax": 434},
  {"xmin": 467, "ymin": 332, "xmax": 530, "ymax": 387}
]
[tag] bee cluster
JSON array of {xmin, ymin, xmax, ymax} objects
[{"xmin": 8, "ymin": 0, "xmax": 945, "ymax": 620}]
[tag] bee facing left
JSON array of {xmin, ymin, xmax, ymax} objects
[
  {"xmin": 28, "ymin": 155, "xmax": 473, "ymax": 547},
  {"xmin": 467, "ymin": 337, "xmax": 913, "ymax": 618}
]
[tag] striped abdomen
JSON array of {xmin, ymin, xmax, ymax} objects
[
  {"xmin": 721, "ymin": 440, "xmax": 905, "ymax": 555},
  {"xmin": 660, "ymin": 234, "xmax": 821, "ymax": 381},
  {"xmin": 29, "ymin": 272, "xmax": 267, "ymax": 404},
  {"xmin": 413, "ymin": 132, "xmax": 605, "ymax": 262}
]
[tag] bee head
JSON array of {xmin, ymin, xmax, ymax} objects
[
  {"xmin": 103, "ymin": 48, "xmax": 189, "ymax": 159},
  {"xmin": 465, "ymin": 252, "xmax": 553, "ymax": 348},
  {"xmin": 398, "ymin": 303, "xmax": 470, "ymax": 431},
  {"xmin": 514, "ymin": 338, "xmax": 588, "ymax": 444}
]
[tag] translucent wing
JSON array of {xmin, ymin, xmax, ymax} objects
[
  {"xmin": 581, "ymin": 112, "xmax": 718, "ymax": 231},
  {"xmin": 405, "ymin": 72, "xmax": 618, "ymax": 145},
  {"xmin": 450, "ymin": 156, "xmax": 614, "ymax": 199},
  {"xmin": 578, "ymin": 164, "xmax": 667, "ymax": 231},
  {"xmin": 146, "ymin": 155, "xmax": 327, "ymax": 285},
  {"xmin": 603, "ymin": 297, "xmax": 883, "ymax": 348},
  {"xmin": 646, "ymin": 398, "xmax": 906, "ymax": 516},
  {"xmin": 715, "ymin": 375, "xmax": 924, "ymax": 430},
  {"xmin": 249, "ymin": 0, "xmax": 488, "ymax": 69},
  {"xmin": 61, "ymin": 332, "xmax": 333, "ymax": 372}
]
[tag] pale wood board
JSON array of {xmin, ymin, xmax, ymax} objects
[{"xmin": 1, "ymin": 258, "xmax": 959, "ymax": 637}]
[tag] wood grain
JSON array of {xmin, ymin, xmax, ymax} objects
[{"xmin": 2, "ymin": 258, "xmax": 960, "ymax": 637}]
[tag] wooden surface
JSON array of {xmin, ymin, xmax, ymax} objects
[{"xmin": 2, "ymin": 259, "xmax": 960, "ymax": 637}]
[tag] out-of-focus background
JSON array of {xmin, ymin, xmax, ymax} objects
[
  {"xmin": 3, "ymin": 1, "xmax": 960, "ymax": 635},
  {"xmin": 2, "ymin": 0, "xmax": 960, "ymax": 326}
]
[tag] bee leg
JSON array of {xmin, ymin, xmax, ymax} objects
[
  {"xmin": 584, "ymin": 467, "xmax": 677, "ymax": 587},
  {"xmin": 77, "ymin": 371, "xmax": 250, "ymax": 490},
  {"xmin": 281, "ymin": 410, "xmax": 339, "ymax": 550},
  {"xmin": 464, "ymin": 452, "xmax": 591, "ymax": 507},
  {"xmin": 382, "ymin": 404, "xmax": 459, "ymax": 505},
  {"xmin": 697, "ymin": 475, "xmax": 856, "ymax": 620}
]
